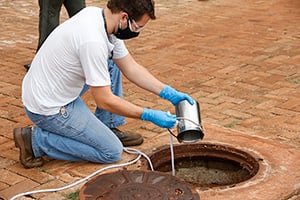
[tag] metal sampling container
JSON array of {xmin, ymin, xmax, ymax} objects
[{"xmin": 175, "ymin": 100, "xmax": 204, "ymax": 143}]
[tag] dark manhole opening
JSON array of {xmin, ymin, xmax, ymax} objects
[{"xmin": 141, "ymin": 143, "xmax": 259, "ymax": 189}]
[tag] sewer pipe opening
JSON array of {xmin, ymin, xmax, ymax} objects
[{"xmin": 141, "ymin": 143, "xmax": 259, "ymax": 188}]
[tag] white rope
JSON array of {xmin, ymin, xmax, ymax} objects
[
  {"xmin": 168, "ymin": 129, "xmax": 176, "ymax": 176},
  {"xmin": 167, "ymin": 117, "xmax": 203, "ymax": 176},
  {"xmin": 10, "ymin": 147, "xmax": 153, "ymax": 200}
]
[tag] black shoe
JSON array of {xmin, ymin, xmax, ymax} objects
[
  {"xmin": 111, "ymin": 128, "xmax": 143, "ymax": 147},
  {"xmin": 13, "ymin": 127, "xmax": 44, "ymax": 168},
  {"xmin": 24, "ymin": 64, "xmax": 31, "ymax": 71}
]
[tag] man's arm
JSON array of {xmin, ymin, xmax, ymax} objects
[
  {"xmin": 90, "ymin": 85, "xmax": 144, "ymax": 118},
  {"xmin": 113, "ymin": 53, "xmax": 194, "ymax": 106},
  {"xmin": 113, "ymin": 54, "xmax": 166, "ymax": 95},
  {"xmin": 90, "ymin": 85, "xmax": 177, "ymax": 128}
]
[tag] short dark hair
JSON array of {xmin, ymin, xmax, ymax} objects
[{"xmin": 107, "ymin": 0, "xmax": 156, "ymax": 21}]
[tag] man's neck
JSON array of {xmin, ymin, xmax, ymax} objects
[{"xmin": 103, "ymin": 7, "xmax": 118, "ymax": 35}]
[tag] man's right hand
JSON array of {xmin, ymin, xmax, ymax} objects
[{"xmin": 140, "ymin": 108, "xmax": 176, "ymax": 128}]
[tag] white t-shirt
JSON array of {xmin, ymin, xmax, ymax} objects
[{"xmin": 22, "ymin": 7, "xmax": 128, "ymax": 115}]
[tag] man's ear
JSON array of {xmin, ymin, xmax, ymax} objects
[{"xmin": 119, "ymin": 11, "xmax": 128, "ymax": 22}]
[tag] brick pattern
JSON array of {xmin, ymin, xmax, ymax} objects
[{"xmin": 0, "ymin": 0, "xmax": 299, "ymax": 199}]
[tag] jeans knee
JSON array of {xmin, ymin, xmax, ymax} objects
[{"xmin": 101, "ymin": 146, "xmax": 123, "ymax": 163}]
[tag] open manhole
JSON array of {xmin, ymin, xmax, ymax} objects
[
  {"xmin": 79, "ymin": 170, "xmax": 200, "ymax": 200},
  {"xmin": 141, "ymin": 143, "xmax": 259, "ymax": 189}
]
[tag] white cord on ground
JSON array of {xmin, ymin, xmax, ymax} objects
[
  {"xmin": 124, "ymin": 147, "xmax": 154, "ymax": 171},
  {"xmin": 10, "ymin": 147, "xmax": 153, "ymax": 200}
]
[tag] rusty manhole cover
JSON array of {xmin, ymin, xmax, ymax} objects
[
  {"xmin": 141, "ymin": 143, "xmax": 260, "ymax": 189},
  {"xmin": 80, "ymin": 170, "xmax": 200, "ymax": 200}
]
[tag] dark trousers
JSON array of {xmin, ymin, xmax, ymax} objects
[{"xmin": 37, "ymin": 0, "xmax": 85, "ymax": 51}]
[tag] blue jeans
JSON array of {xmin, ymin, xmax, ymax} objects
[{"xmin": 26, "ymin": 60, "xmax": 125, "ymax": 163}]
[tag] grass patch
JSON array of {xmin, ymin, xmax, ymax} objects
[
  {"xmin": 66, "ymin": 189, "xmax": 80, "ymax": 200},
  {"xmin": 224, "ymin": 121, "xmax": 238, "ymax": 128},
  {"xmin": 289, "ymin": 78, "xmax": 300, "ymax": 85}
]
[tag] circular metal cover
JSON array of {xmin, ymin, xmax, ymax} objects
[{"xmin": 80, "ymin": 170, "xmax": 200, "ymax": 200}]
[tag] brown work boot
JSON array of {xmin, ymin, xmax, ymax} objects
[
  {"xmin": 111, "ymin": 128, "xmax": 143, "ymax": 147},
  {"xmin": 13, "ymin": 127, "xmax": 44, "ymax": 168}
]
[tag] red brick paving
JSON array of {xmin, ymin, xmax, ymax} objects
[{"xmin": 0, "ymin": 0, "xmax": 299, "ymax": 199}]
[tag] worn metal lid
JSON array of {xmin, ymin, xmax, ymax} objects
[{"xmin": 80, "ymin": 170, "xmax": 200, "ymax": 200}]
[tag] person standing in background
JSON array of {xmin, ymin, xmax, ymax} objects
[{"xmin": 24, "ymin": 0, "xmax": 86, "ymax": 70}]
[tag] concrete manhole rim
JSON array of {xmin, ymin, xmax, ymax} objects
[{"xmin": 140, "ymin": 141, "xmax": 269, "ymax": 190}]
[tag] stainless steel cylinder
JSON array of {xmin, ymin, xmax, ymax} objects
[{"xmin": 175, "ymin": 100, "xmax": 204, "ymax": 143}]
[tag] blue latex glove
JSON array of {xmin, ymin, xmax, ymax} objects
[
  {"xmin": 140, "ymin": 108, "xmax": 177, "ymax": 128},
  {"xmin": 159, "ymin": 85, "xmax": 194, "ymax": 105}
]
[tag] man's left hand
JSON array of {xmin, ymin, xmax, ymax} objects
[{"xmin": 159, "ymin": 85, "xmax": 194, "ymax": 105}]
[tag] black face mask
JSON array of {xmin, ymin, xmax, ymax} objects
[{"xmin": 114, "ymin": 20, "xmax": 139, "ymax": 40}]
